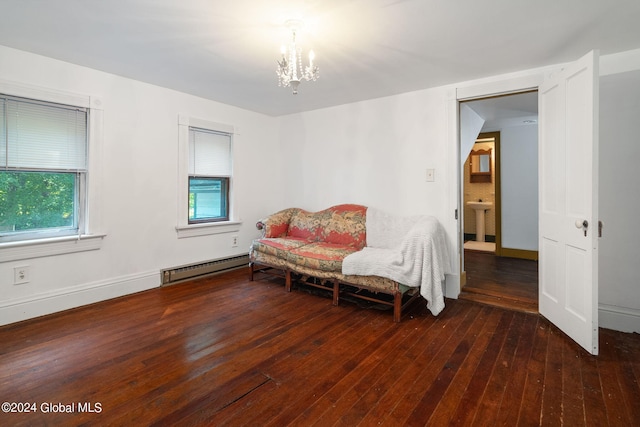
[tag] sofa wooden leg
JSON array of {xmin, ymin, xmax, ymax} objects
[
  {"xmin": 393, "ymin": 292, "xmax": 402, "ymax": 323},
  {"xmin": 249, "ymin": 262, "xmax": 254, "ymax": 281},
  {"xmin": 285, "ymin": 270, "xmax": 292, "ymax": 292},
  {"xmin": 332, "ymin": 279, "xmax": 339, "ymax": 306}
]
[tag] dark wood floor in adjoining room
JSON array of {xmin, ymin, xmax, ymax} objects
[
  {"xmin": 461, "ymin": 250, "xmax": 539, "ymax": 313},
  {"xmin": 1, "ymin": 268, "xmax": 639, "ymax": 426}
]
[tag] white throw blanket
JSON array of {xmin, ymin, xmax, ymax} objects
[{"xmin": 342, "ymin": 208, "xmax": 452, "ymax": 315}]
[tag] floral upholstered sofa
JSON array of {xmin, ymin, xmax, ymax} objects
[{"xmin": 249, "ymin": 204, "xmax": 450, "ymax": 322}]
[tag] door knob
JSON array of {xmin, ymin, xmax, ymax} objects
[{"xmin": 575, "ymin": 219, "xmax": 588, "ymax": 236}]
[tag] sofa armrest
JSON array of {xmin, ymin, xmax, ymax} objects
[
  {"xmin": 257, "ymin": 208, "xmax": 300, "ymax": 238},
  {"xmin": 256, "ymin": 220, "xmax": 266, "ymax": 237}
]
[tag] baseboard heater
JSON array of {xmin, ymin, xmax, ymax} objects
[{"xmin": 161, "ymin": 254, "xmax": 249, "ymax": 285}]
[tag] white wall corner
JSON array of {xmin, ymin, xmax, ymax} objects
[{"xmin": 599, "ymin": 304, "xmax": 640, "ymax": 334}]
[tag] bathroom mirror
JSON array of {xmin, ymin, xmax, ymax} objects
[{"xmin": 470, "ymin": 149, "xmax": 492, "ymax": 183}]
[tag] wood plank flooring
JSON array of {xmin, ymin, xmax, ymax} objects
[
  {"xmin": 461, "ymin": 250, "xmax": 538, "ymax": 313},
  {"xmin": 1, "ymin": 267, "xmax": 639, "ymax": 426}
]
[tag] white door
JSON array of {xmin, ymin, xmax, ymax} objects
[{"xmin": 539, "ymin": 51, "xmax": 599, "ymax": 354}]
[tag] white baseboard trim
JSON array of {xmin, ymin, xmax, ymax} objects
[
  {"xmin": 0, "ymin": 271, "xmax": 159, "ymax": 326},
  {"xmin": 599, "ymin": 304, "xmax": 640, "ymax": 333}
]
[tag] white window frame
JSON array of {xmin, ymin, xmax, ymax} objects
[
  {"xmin": 0, "ymin": 80, "xmax": 104, "ymax": 262},
  {"xmin": 176, "ymin": 115, "xmax": 240, "ymax": 238}
]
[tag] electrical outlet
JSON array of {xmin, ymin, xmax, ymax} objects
[
  {"xmin": 231, "ymin": 235, "xmax": 239, "ymax": 248},
  {"xmin": 14, "ymin": 266, "xmax": 30, "ymax": 285}
]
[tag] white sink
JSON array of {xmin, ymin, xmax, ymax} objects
[
  {"xmin": 466, "ymin": 201, "xmax": 492, "ymax": 242},
  {"xmin": 467, "ymin": 201, "xmax": 492, "ymax": 210}
]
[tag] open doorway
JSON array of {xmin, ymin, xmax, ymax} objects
[
  {"xmin": 463, "ymin": 131, "xmax": 500, "ymax": 254},
  {"xmin": 459, "ymin": 92, "xmax": 539, "ymax": 312}
]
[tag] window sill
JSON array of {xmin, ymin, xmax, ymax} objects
[
  {"xmin": 0, "ymin": 234, "xmax": 105, "ymax": 263},
  {"xmin": 175, "ymin": 221, "xmax": 241, "ymax": 239}
]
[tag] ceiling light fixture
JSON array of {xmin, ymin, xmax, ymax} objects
[{"xmin": 276, "ymin": 20, "xmax": 319, "ymax": 95}]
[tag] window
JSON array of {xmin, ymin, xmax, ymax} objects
[
  {"xmin": 0, "ymin": 95, "xmax": 88, "ymax": 243},
  {"xmin": 188, "ymin": 127, "xmax": 232, "ymax": 223},
  {"xmin": 176, "ymin": 115, "xmax": 238, "ymax": 238},
  {"xmin": 189, "ymin": 177, "xmax": 228, "ymax": 222}
]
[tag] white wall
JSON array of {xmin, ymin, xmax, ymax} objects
[
  {"xmin": 500, "ymin": 125, "xmax": 538, "ymax": 251},
  {"xmin": 460, "ymin": 104, "xmax": 485, "ymax": 165},
  {"xmin": 0, "ymin": 45, "xmax": 283, "ymax": 325},
  {"xmin": 598, "ymin": 69, "xmax": 640, "ymax": 332},
  {"xmin": 278, "ymin": 89, "xmax": 451, "ymax": 218}
]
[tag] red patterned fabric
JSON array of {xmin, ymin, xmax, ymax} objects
[
  {"xmin": 252, "ymin": 237, "xmax": 310, "ymax": 259},
  {"xmin": 260, "ymin": 208, "xmax": 300, "ymax": 238},
  {"xmin": 288, "ymin": 209, "xmax": 324, "ymax": 241},
  {"xmin": 288, "ymin": 242, "xmax": 358, "ymax": 272},
  {"xmin": 252, "ymin": 204, "xmax": 368, "ymax": 273},
  {"xmin": 320, "ymin": 205, "xmax": 367, "ymax": 249}
]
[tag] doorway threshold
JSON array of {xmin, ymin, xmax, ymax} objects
[
  {"xmin": 463, "ymin": 241, "xmax": 495, "ymax": 252},
  {"xmin": 459, "ymin": 287, "xmax": 538, "ymax": 314}
]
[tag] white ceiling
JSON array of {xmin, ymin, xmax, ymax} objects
[{"xmin": 1, "ymin": 0, "xmax": 640, "ymax": 116}]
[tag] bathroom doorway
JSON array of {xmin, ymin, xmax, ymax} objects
[
  {"xmin": 459, "ymin": 91, "xmax": 539, "ymax": 311},
  {"xmin": 463, "ymin": 132, "xmax": 500, "ymax": 254}
]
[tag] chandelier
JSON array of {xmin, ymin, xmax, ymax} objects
[{"xmin": 276, "ymin": 20, "xmax": 319, "ymax": 94}]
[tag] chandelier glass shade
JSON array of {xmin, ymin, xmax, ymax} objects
[{"xmin": 276, "ymin": 21, "xmax": 319, "ymax": 94}]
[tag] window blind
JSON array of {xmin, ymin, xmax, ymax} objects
[
  {"xmin": 0, "ymin": 100, "xmax": 5, "ymax": 162},
  {"xmin": 188, "ymin": 127, "xmax": 232, "ymax": 176},
  {"xmin": 0, "ymin": 95, "xmax": 87, "ymax": 171}
]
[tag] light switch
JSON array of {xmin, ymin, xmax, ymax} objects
[{"xmin": 426, "ymin": 168, "xmax": 435, "ymax": 182}]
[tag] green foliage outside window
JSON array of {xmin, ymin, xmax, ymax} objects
[{"xmin": 0, "ymin": 171, "xmax": 76, "ymax": 233}]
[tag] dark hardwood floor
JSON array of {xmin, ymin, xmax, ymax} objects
[
  {"xmin": 461, "ymin": 250, "xmax": 538, "ymax": 313},
  {"xmin": 1, "ymin": 267, "xmax": 639, "ymax": 426}
]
